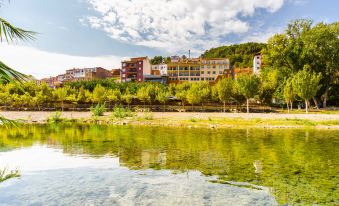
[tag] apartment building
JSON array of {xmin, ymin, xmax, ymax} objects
[
  {"xmin": 167, "ymin": 57, "xmax": 230, "ymax": 83},
  {"xmin": 121, "ymin": 57, "xmax": 151, "ymax": 82}
]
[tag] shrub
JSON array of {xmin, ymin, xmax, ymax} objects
[
  {"xmin": 48, "ymin": 111, "xmax": 63, "ymax": 123},
  {"xmin": 111, "ymin": 106, "xmax": 134, "ymax": 119},
  {"xmin": 90, "ymin": 104, "xmax": 106, "ymax": 117},
  {"xmin": 143, "ymin": 108, "xmax": 153, "ymax": 120},
  {"xmin": 0, "ymin": 168, "xmax": 20, "ymax": 183}
]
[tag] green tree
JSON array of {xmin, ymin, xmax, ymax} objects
[
  {"xmin": 292, "ymin": 65, "xmax": 322, "ymax": 114},
  {"xmin": 137, "ymin": 86, "xmax": 150, "ymax": 108},
  {"xmin": 107, "ymin": 89, "xmax": 121, "ymax": 106},
  {"xmin": 54, "ymin": 87, "xmax": 68, "ymax": 111},
  {"xmin": 175, "ymin": 82, "xmax": 190, "ymax": 110},
  {"xmin": 121, "ymin": 89, "xmax": 134, "ymax": 108},
  {"xmin": 92, "ymin": 84, "xmax": 107, "ymax": 104},
  {"xmin": 156, "ymin": 89, "xmax": 169, "ymax": 112},
  {"xmin": 216, "ymin": 78, "xmax": 234, "ymax": 112},
  {"xmin": 236, "ymin": 75, "xmax": 261, "ymax": 113}
]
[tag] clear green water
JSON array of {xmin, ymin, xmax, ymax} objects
[{"xmin": 0, "ymin": 125, "xmax": 338, "ymax": 205}]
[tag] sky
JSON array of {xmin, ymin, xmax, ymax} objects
[{"xmin": 0, "ymin": 0, "xmax": 338, "ymax": 79}]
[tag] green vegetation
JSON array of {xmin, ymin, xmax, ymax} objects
[
  {"xmin": 111, "ymin": 106, "xmax": 134, "ymax": 119},
  {"xmin": 235, "ymin": 75, "xmax": 261, "ymax": 113},
  {"xmin": 47, "ymin": 111, "xmax": 63, "ymax": 123},
  {"xmin": 201, "ymin": 42, "xmax": 266, "ymax": 68},
  {"xmin": 0, "ymin": 168, "xmax": 20, "ymax": 183},
  {"xmin": 90, "ymin": 104, "xmax": 106, "ymax": 117}
]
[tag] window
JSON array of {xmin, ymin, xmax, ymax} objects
[
  {"xmin": 139, "ymin": 62, "xmax": 142, "ymax": 64},
  {"xmin": 201, "ymin": 71, "xmax": 204, "ymax": 74},
  {"xmin": 123, "ymin": 63, "xmax": 126, "ymax": 66},
  {"xmin": 213, "ymin": 66, "xmax": 216, "ymax": 69},
  {"xmin": 139, "ymin": 78, "xmax": 142, "ymax": 81},
  {"xmin": 201, "ymin": 78, "xmax": 204, "ymax": 80},
  {"xmin": 213, "ymin": 71, "xmax": 216, "ymax": 74},
  {"xmin": 207, "ymin": 71, "xmax": 210, "ymax": 74},
  {"xmin": 219, "ymin": 65, "xmax": 222, "ymax": 69},
  {"xmin": 219, "ymin": 71, "xmax": 223, "ymax": 74},
  {"xmin": 207, "ymin": 65, "xmax": 210, "ymax": 69},
  {"xmin": 224, "ymin": 65, "xmax": 228, "ymax": 69}
]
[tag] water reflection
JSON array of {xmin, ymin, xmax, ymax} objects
[{"xmin": 0, "ymin": 124, "xmax": 338, "ymax": 205}]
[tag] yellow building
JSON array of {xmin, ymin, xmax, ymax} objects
[{"xmin": 167, "ymin": 57, "xmax": 230, "ymax": 83}]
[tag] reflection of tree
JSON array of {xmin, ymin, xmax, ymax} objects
[{"xmin": 0, "ymin": 125, "xmax": 338, "ymax": 205}]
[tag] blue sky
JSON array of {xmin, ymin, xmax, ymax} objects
[{"xmin": 0, "ymin": 0, "xmax": 338, "ymax": 78}]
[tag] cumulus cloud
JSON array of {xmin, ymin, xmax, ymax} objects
[
  {"xmin": 84, "ymin": 0, "xmax": 286, "ymax": 54},
  {"xmin": 0, "ymin": 45, "xmax": 123, "ymax": 79}
]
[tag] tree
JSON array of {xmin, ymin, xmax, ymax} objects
[
  {"xmin": 302, "ymin": 22, "xmax": 339, "ymax": 108},
  {"xmin": 54, "ymin": 87, "xmax": 68, "ymax": 111},
  {"xmin": 236, "ymin": 75, "xmax": 261, "ymax": 113},
  {"xmin": 216, "ymin": 78, "xmax": 234, "ymax": 112},
  {"xmin": 156, "ymin": 90, "xmax": 169, "ymax": 112},
  {"xmin": 283, "ymin": 78, "xmax": 295, "ymax": 113},
  {"xmin": 92, "ymin": 84, "xmax": 107, "ymax": 104},
  {"xmin": 106, "ymin": 89, "xmax": 121, "ymax": 107},
  {"xmin": 137, "ymin": 86, "xmax": 150, "ymax": 108},
  {"xmin": 292, "ymin": 65, "xmax": 321, "ymax": 114},
  {"xmin": 121, "ymin": 88, "xmax": 134, "ymax": 108},
  {"xmin": 175, "ymin": 82, "xmax": 190, "ymax": 110}
]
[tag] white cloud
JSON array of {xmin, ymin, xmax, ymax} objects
[
  {"xmin": 0, "ymin": 45, "xmax": 123, "ymax": 79},
  {"xmin": 84, "ymin": 0, "xmax": 286, "ymax": 54},
  {"xmin": 240, "ymin": 27, "xmax": 284, "ymax": 43}
]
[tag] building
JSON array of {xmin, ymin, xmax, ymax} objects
[
  {"xmin": 38, "ymin": 67, "xmax": 113, "ymax": 88},
  {"xmin": 167, "ymin": 57, "xmax": 230, "ymax": 83},
  {"xmin": 111, "ymin": 69, "xmax": 121, "ymax": 79},
  {"xmin": 253, "ymin": 53, "xmax": 262, "ymax": 75},
  {"xmin": 151, "ymin": 63, "xmax": 168, "ymax": 76},
  {"xmin": 121, "ymin": 57, "xmax": 151, "ymax": 82}
]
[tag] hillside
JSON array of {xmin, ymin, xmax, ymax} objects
[{"xmin": 201, "ymin": 42, "xmax": 266, "ymax": 68}]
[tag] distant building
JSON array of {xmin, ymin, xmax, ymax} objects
[
  {"xmin": 253, "ymin": 53, "xmax": 262, "ymax": 75},
  {"xmin": 167, "ymin": 57, "xmax": 230, "ymax": 83},
  {"xmin": 121, "ymin": 57, "xmax": 151, "ymax": 82},
  {"xmin": 38, "ymin": 67, "xmax": 113, "ymax": 88},
  {"xmin": 111, "ymin": 69, "xmax": 121, "ymax": 79}
]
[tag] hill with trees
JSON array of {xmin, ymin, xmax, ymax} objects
[{"xmin": 200, "ymin": 42, "xmax": 266, "ymax": 68}]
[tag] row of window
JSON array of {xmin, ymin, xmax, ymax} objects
[
  {"xmin": 168, "ymin": 65, "xmax": 228, "ymax": 70},
  {"xmin": 169, "ymin": 77, "xmax": 216, "ymax": 81}
]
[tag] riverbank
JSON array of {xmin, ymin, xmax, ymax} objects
[{"xmin": 1, "ymin": 111, "xmax": 339, "ymax": 129}]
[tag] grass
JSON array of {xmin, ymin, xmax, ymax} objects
[{"xmin": 0, "ymin": 168, "xmax": 20, "ymax": 183}]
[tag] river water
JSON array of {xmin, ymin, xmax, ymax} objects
[{"xmin": 0, "ymin": 125, "xmax": 338, "ymax": 205}]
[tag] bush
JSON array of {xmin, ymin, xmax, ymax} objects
[
  {"xmin": 48, "ymin": 111, "xmax": 63, "ymax": 123},
  {"xmin": 143, "ymin": 108, "xmax": 154, "ymax": 120},
  {"xmin": 90, "ymin": 104, "xmax": 106, "ymax": 117},
  {"xmin": 111, "ymin": 106, "xmax": 134, "ymax": 119}
]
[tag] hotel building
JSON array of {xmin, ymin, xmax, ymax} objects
[{"xmin": 167, "ymin": 57, "xmax": 230, "ymax": 83}]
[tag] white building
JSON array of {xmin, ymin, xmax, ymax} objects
[
  {"xmin": 151, "ymin": 63, "xmax": 168, "ymax": 76},
  {"xmin": 253, "ymin": 54, "xmax": 262, "ymax": 75}
]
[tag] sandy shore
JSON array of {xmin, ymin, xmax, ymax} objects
[{"xmin": 1, "ymin": 111, "xmax": 339, "ymax": 129}]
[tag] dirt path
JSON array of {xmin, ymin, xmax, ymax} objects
[{"xmin": 1, "ymin": 111, "xmax": 339, "ymax": 122}]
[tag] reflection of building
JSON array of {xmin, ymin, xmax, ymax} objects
[
  {"xmin": 167, "ymin": 57, "xmax": 230, "ymax": 83},
  {"xmin": 141, "ymin": 150, "xmax": 167, "ymax": 168},
  {"xmin": 253, "ymin": 53, "xmax": 262, "ymax": 75}
]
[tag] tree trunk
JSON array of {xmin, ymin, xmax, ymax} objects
[
  {"xmin": 61, "ymin": 101, "xmax": 64, "ymax": 112},
  {"xmin": 313, "ymin": 97, "xmax": 319, "ymax": 110},
  {"xmin": 322, "ymin": 88, "xmax": 328, "ymax": 108},
  {"xmin": 223, "ymin": 101, "xmax": 226, "ymax": 113},
  {"xmin": 305, "ymin": 100, "xmax": 309, "ymax": 114},
  {"xmin": 246, "ymin": 99, "xmax": 249, "ymax": 113},
  {"xmin": 290, "ymin": 101, "xmax": 293, "ymax": 111},
  {"xmin": 163, "ymin": 103, "xmax": 165, "ymax": 112},
  {"xmin": 286, "ymin": 102, "xmax": 290, "ymax": 113}
]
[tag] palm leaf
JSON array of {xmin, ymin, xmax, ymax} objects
[
  {"xmin": 0, "ymin": 61, "xmax": 27, "ymax": 84},
  {"xmin": 0, "ymin": 18, "xmax": 36, "ymax": 42}
]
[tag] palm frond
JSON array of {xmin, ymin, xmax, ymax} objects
[
  {"xmin": 0, "ymin": 17, "xmax": 36, "ymax": 42},
  {"xmin": 0, "ymin": 60, "xmax": 27, "ymax": 84}
]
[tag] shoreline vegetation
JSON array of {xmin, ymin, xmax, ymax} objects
[{"xmin": 1, "ymin": 111, "xmax": 339, "ymax": 129}]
